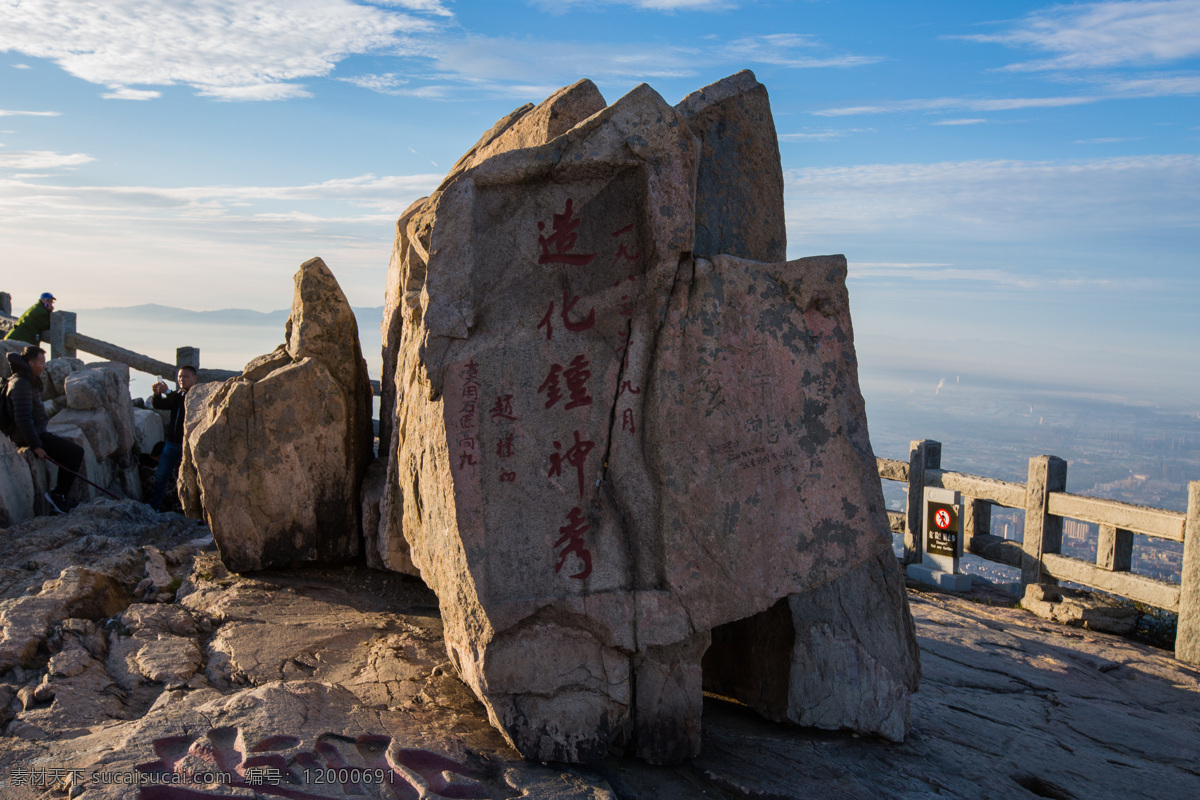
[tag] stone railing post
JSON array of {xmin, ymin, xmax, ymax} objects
[
  {"xmin": 48, "ymin": 310, "xmax": 77, "ymax": 359},
  {"xmin": 904, "ymin": 439, "xmax": 941, "ymax": 564},
  {"xmin": 1020, "ymin": 455, "xmax": 1067, "ymax": 588},
  {"xmin": 963, "ymin": 497, "xmax": 991, "ymax": 547},
  {"xmin": 1176, "ymin": 481, "xmax": 1200, "ymax": 665},
  {"xmin": 0, "ymin": 292, "xmax": 11, "ymax": 316},
  {"xmin": 1096, "ymin": 524, "xmax": 1134, "ymax": 572},
  {"xmin": 176, "ymin": 346, "xmax": 200, "ymax": 370}
]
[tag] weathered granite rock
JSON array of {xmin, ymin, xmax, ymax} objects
[
  {"xmin": 49, "ymin": 406, "xmax": 119, "ymax": 459},
  {"xmin": 704, "ymin": 549, "xmax": 921, "ymax": 741},
  {"xmin": 679, "ymin": 72, "xmax": 920, "ymax": 745},
  {"xmin": 182, "ymin": 257, "xmax": 374, "ymax": 572},
  {"xmin": 179, "ymin": 380, "xmax": 221, "ymax": 518},
  {"xmin": 63, "ymin": 365, "xmax": 136, "ymax": 454},
  {"xmin": 134, "ymin": 634, "xmax": 203, "ymax": 683},
  {"xmin": 677, "ymin": 69, "xmax": 787, "ymax": 262},
  {"xmin": 0, "ymin": 339, "xmax": 27, "ymax": 378},
  {"xmin": 39, "ymin": 355, "xmax": 84, "ymax": 397},
  {"xmin": 1021, "ymin": 583, "xmax": 1138, "ymax": 635},
  {"xmin": 0, "ymin": 566, "xmax": 129, "ymax": 671},
  {"xmin": 376, "ymin": 78, "xmax": 607, "ymax": 502},
  {"xmin": 377, "ymin": 73, "xmax": 915, "ymax": 763},
  {"xmin": 2, "ymin": 508, "xmax": 1199, "ymax": 800},
  {"xmin": 0, "ymin": 434, "xmax": 37, "ymax": 527},
  {"xmin": 131, "ymin": 406, "xmax": 165, "ymax": 453}
]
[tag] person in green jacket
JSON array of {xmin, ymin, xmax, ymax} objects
[{"xmin": 4, "ymin": 292, "xmax": 56, "ymax": 344}]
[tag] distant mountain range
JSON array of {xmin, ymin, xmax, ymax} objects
[{"xmin": 77, "ymin": 303, "xmax": 386, "ymax": 327}]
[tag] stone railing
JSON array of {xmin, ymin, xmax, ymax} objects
[
  {"xmin": 879, "ymin": 439, "xmax": 1200, "ymax": 664},
  {"xmin": 1, "ymin": 292, "xmax": 381, "ymax": 393},
  {"xmin": 1, "ymin": 292, "xmax": 236, "ymax": 381}
]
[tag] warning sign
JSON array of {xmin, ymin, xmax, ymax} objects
[{"xmin": 926, "ymin": 501, "xmax": 959, "ymax": 557}]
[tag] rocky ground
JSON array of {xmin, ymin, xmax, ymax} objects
[{"xmin": 1, "ymin": 502, "xmax": 1198, "ymax": 799}]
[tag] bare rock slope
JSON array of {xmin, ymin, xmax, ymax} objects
[{"xmin": 1, "ymin": 504, "xmax": 1197, "ymax": 800}]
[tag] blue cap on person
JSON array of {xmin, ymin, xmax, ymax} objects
[{"xmin": 40, "ymin": 292, "xmax": 55, "ymax": 301}]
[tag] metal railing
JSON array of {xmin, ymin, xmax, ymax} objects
[{"xmin": 880, "ymin": 439, "xmax": 1200, "ymax": 664}]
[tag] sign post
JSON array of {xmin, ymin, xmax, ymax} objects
[{"xmin": 905, "ymin": 486, "xmax": 972, "ymax": 591}]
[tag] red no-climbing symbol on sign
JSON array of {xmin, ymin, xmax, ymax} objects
[{"xmin": 934, "ymin": 508, "xmax": 952, "ymax": 529}]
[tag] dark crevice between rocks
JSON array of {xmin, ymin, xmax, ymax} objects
[
  {"xmin": 701, "ymin": 599, "xmax": 793, "ymax": 722},
  {"xmin": 1012, "ymin": 772, "xmax": 1078, "ymax": 800}
]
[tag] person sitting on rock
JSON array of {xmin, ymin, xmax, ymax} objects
[
  {"xmin": 4, "ymin": 292, "xmax": 56, "ymax": 345},
  {"xmin": 147, "ymin": 365, "xmax": 197, "ymax": 511},
  {"xmin": 4, "ymin": 345, "xmax": 86, "ymax": 514}
]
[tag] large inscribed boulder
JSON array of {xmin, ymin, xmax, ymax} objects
[
  {"xmin": 182, "ymin": 258, "xmax": 373, "ymax": 572},
  {"xmin": 377, "ymin": 71, "xmax": 918, "ymax": 764}
]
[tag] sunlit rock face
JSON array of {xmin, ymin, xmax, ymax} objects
[
  {"xmin": 374, "ymin": 70, "xmax": 920, "ymax": 764},
  {"xmin": 181, "ymin": 257, "xmax": 374, "ymax": 572}
]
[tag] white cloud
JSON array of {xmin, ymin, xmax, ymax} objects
[
  {"xmin": 429, "ymin": 36, "xmax": 697, "ymax": 85},
  {"xmin": 0, "ymin": 0, "xmax": 446, "ymax": 101},
  {"xmin": 337, "ymin": 72, "xmax": 449, "ymax": 97},
  {"xmin": 932, "ymin": 118, "xmax": 988, "ymax": 126},
  {"xmin": 785, "ymin": 154, "xmax": 1200, "ymax": 243},
  {"xmin": 0, "ymin": 172, "xmax": 442, "ymax": 218},
  {"xmin": 1105, "ymin": 72, "xmax": 1200, "ymax": 96},
  {"xmin": 532, "ymin": 0, "xmax": 739, "ymax": 11},
  {"xmin": 0, "ymin": 109, "xmax": 61, "ymax": 117},
  {"xmin": 0, "ymin": 151, "xmax": 94, "ymax": 170},
  {"xmin": 12, "ymin": 64, "xmax": 31, "ymax": 70},
  {"xmin": 368, "ymin": 0, "xmax": 453, "ymax": 16},
  {"xmin": 812, "ymin": 69, "xmax": 1200, "ymax": 117},
  {"xmin": 724, "ymin": 34, "xmax": 883, "ymax": 69},
  {"xmin": 814, "ymin": 95, "xmax": 1099, "ymax": 116},
  {"xmin": 398, "ymin": 31, "xmax": 877, "ymax": 99},
  {"xmin": 962, "ymin": 0, "xmax": 1200, "ymax": 71},
  {"xmin": 0, "ymin": 170, "xmax": 443, "ymax": 311},
  {"xmin": 779, "ymin": 128, "xmax": 869, "ymax": 141},
  {"xmin": 102, "ymin": 87, "xmax": 163, "ymax": 101}
]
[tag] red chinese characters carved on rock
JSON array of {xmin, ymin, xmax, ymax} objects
[
  {"xmin": 613, "ymin": 275, "xmax": 638, "ymax": 317},
  {"xmin": 489, "ymin": 394, "xmax": 517, "ymax": 421},
  {"xmin": 537, "ymin": 289, "xmax": 595, "ymax": 341},
  {"xmin": 609, "ymin": 223, "xmax": 641, "ymax": 263},
  {"xmin": 457, "ymin": 360, "xmax": 480, "ymax": 472},
  {"xmin": 554, "ymin": 506, "xmax": 592, "ymax": 580},
  {"xmin": 622, "ymin": 408, "xmax": 636, "ymax": 435},
  {"xmin": 610, "ymin": 223, "xmax": 641, "ymax": 317},
  {"xmin": 548, "ymin": 430, "xmax": 596, "ymax": 499},
  {"xmin": 496, "ymin": 434, "xmax": 515, "ymax": 458},
  {"xmin": 538, "ymin": 364, "xmax": 564, "ymax": 408},
  {"xmin": 563, "ymin": 355, "xmax": 593, "ymax": 409},
  {"xmin": 538, "ymin": 198, "xmax": 597, "ymax": 266},
  {"xmin": 538, "ymin": 354, "xmax": 593, "ymax": 410}
]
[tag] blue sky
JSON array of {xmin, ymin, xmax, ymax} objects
[{"xmin": 1, "ymin": 1, "xmax": 1198, "ymax": 409}]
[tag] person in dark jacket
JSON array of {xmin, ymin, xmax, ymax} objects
[
  {"xmin": 4, "ymin": 346, "xmax": 85, "ymax": 514},
  {"xmin": 147, "ymin": 365, "xmax": 197, "ymax": 510},
  {"xmin": 4, "ymin": 292, "xmax": 55, "ymax": 344}
]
